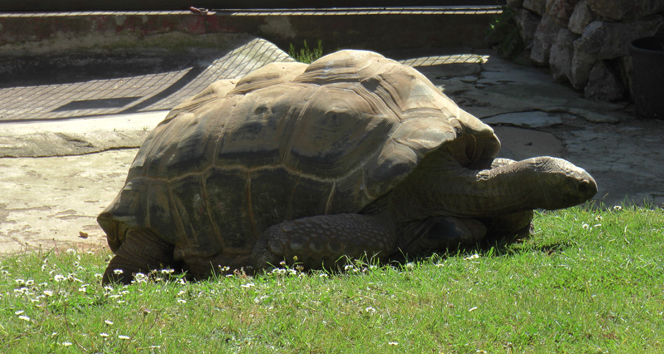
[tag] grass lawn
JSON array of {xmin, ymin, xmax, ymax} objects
[{"xmin": 1, "ymin": 205, "xmax": 662, "ymax": 353}]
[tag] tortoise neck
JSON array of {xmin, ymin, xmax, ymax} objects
[{"xmin": 390, "ymin": 153, "xmax": 596, "ymax": 221}]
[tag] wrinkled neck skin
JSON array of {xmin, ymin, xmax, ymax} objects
[{"xmin": 388, "ymin": 149, "xmax": 597, "ymax": 223}]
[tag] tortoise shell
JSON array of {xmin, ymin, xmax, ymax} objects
[{"xmin": 98, "ymin": 50, "xmax": 500, "ymax": 261}]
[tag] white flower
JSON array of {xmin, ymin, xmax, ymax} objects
[
  {"xmin": 118, "ymin": 335, "xmax": 130, "ymax": 340},
  {"xmin": 94, "ymin": 273, "xmax": 103, "ymax": 279},
  {"xmin": 388, "ymin": 342, "xmax": 399, "ymax": 346},
  {"xmin": 240, "ymin": 283, "xmax": 255, "ymax": 288},
  {"xmin": 364, "ymin": 307, "xmax": 376, "ymax": 313},
  {"xmin": 178, "ymin": 299, "xmax": 186, "ymax": 303},
  {"xmin": 613, "ymin": 205, "xmax": 622, "ymax": 211},
  {"xmin": 78, "ymin": 287, "xmax": 87, "ymax": 293},
  {"xmin": 66, "ymin": 249, "xmax": 76, "ymax": 255},
  {"xmin": 464, "ymin": 254, "xmax": 480, "ymax": 260},
  {"xmin": 61, "ymin": 341, "xmax": 73, "ymax": 346},
  {"xmin": 15, "ymin": 278, "xmax": 25, "ymax": 285},
  {"xmin": 582, "ymin": 223, "xmax": 590, "ymax": 229},
  {"xmin": 161, "ymin": 269, "xmax": 174, "ymax": 274},
  {"xmin": 15, "ymin": 310, "xmax": 24, "ymax": 315},
  {"xmin": 104, "ymin": 320, "xmax": 113, "ymax": 325},
  {"xmin": 54, "ymin": 274, "xmax": 65, "ymax": 282},
  {"xmin": 18, "ymin": 315, "xmax": 30, "ymax": 321},
  {"xmin": 100, "ymin": 333, "xmax": 109, "ymax": 337},
  {"xmin": 13, "ymin": 287, "xmax": 28, "ymax": 294},
  {"xmin": 113, "ymin": 269, "xmax": 124, "ymax": 275},
  {"xmin": 319, "ymin": 273, "xmax": 328, "ymax": 278},
  {"xmin": 177, "ymin": 290, "xmax": 186, "ymax": 296},
  {"xmin": 469, "ymin": 306, "xmax": 478, "ymax": 312},
  {"xmin": 43, "ymin": 290, "xmax": 53, "ymax": 297}
]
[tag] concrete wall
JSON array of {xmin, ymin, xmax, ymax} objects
[{"xmin": 0, "ymin": 10, "xmax": 500, "ymax": 55}]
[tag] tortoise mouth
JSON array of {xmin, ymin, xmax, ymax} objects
[{"xmin": 578, "ymin": 177, "xmax": 598, "ymax": 199}]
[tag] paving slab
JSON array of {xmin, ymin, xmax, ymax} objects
[{"xmin": 1, "ymin": 44, "xmax": 663, "ymax": 256}]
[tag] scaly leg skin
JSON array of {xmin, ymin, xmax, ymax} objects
[
  {"xmin": 252, "ymin": 213, "xmax": 397, "ymax": 270},
  {"xmin": 397, "ymin": 216, "xmax": 487, "ymax": 255},
  {"xmin": 102, "ymin": 227, "xmax": 176, "ymax": 285},
  {"xmin": 481, "ymin": 210, "xmax": 534, "ymax": 241}
]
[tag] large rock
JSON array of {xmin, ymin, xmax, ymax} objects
[
  {"xmin": 584, "ymin": 60, "xmax": 625, "ymax": 101},
  {"xmin": 523, "ymin": 0, "xmax": 548, "ymax": 15},
  {"xmin": 568, "ymin": 0, "xmax": 596, "ymax": 34},
  {"xmin": 515, "ymin": 9, "xmax": 542, "ymax": 44},
  {"xmin": 570, "ymin": 17, "xmax": 664, "ymax": 89},
  {"xmin": 575, "ymin": 17, "xmax": 663, "ymax": 59},
  {"xmin": 507, "ymin": 0, "xmax": 525, "ymax": 8},
  {"xmin": 587, "ymin": 0, "xmax": 664, "ymax": 20},
  {"xmin": 531, "ymin": 14, "xmax": 564, "ymax": 64},
  {"xmin": 547, "ymin": 0, "xmax": 581, "ymax": 26},
  {"xmin": 549, "ymin": 28, "xmax": 580, "ymax": 82}
]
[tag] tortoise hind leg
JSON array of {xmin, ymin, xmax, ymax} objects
[
  {"xmin": 252, "ymin": 213, "xmax": 397, "ymax": 270},
  {"xmin": 102, "ymin": 227, "xmax": 177, "ymax": 285}
]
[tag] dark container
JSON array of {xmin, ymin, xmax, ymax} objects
[{"xmin": 629, "ymin": 36, "xmax": 664, "ymax": 119}]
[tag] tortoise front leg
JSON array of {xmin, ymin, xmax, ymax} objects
[
  {"xmin": 102, "ymin": 227, "xmax": 176, "ymax": 285},
  {"xmin": 396, "ymin": 216, "xmax": 487, "ymax": 255},
  {"xmin": 252, "ymin": 213, "xmax": 397, "ymax": 270}
]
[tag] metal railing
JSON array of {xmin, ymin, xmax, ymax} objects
[{"xmin": 0, "ymin": 0, "xmax": 506, "ymax": 12}]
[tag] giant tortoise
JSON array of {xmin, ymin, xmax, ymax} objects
[{"xmin": 99, "ymin": 50, "xmax": 597, "ymax": 284}]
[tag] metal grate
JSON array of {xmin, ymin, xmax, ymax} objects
[{"xmin": 0, "ymin": 39, "xmax": 292, "ymax": 122}]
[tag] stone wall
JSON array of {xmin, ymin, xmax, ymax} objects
[{"xmin": 509, "ymin": 0, "xmax": 664, "ymax": 101}]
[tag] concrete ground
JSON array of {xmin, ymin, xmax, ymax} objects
[{"xmin": 1, "ymin": 43, "xmax": 663, "ymax": 255}]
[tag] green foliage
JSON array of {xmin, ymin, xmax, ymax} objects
[
  {"xmin": 486, "ymin": 6, "xmax": 526, "ymax": 60},
  {"xmin": 288, "ymin": 40, "xmax": 324, "ymax": 64},
  {"xmin": 1, "ymin": 206, "xmax": 663, "ymax": 352}
]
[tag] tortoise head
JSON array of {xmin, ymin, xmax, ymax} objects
[{"xmin": 533, "ymin": 157, "xmax": 597, "ymax": 210}]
